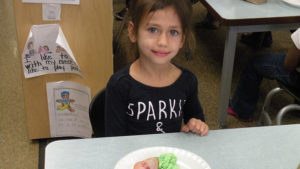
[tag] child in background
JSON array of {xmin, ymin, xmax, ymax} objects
[
  {"xmin": 105, "ymin": 0, "xmax": 209, "ymax": 137},
  {"xmin": 228, "ymin": 28, "xmax": 300, "ymax": 121}
]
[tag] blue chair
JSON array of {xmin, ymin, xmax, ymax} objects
[
  {"xmin": 89, "ymin": 88, "xmax": 106, "ymax": 137},
  {"xmin": 259, "ymin": 81, "xmax": 300, "ymax": 125}
]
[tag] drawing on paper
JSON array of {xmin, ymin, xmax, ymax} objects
[{"xmin": 56, "ymin": 91, "xmax": 75, "ymax": 112}]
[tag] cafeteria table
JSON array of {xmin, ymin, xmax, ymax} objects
[
  {"xmin": 45, "ymin": 124, "xmax": 300, "ymax": 169},
  {"xmin": 198, "ymin": 0, "xmax": 300, "ymax": 127}
]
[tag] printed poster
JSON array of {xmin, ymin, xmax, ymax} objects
[
  {"xmin": 22, "ymin": 24, "xmax": 83, "ymax": 78},
  {"xmin": 22, "ymin": 0, "xmax": 80, "ymax": 4},
  {"xmin": 46, "ymin": 81, "xmax": 92, "ymax": 138}
]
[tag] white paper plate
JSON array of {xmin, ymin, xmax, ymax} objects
[
  {"xmin": 283, "ymin": 0, "xmax": 300, "ymax": 8},
  {"xmin": 114, "ymin": 146, "xmax": 211, "ymax": 169}
]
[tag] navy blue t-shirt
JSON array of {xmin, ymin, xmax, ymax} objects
[{"xmin": 104, "ymin": 64, "xmax": 205, "ymax": 136}]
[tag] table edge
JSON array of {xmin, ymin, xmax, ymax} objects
[{"xmin": 199, "ymin": 0, "xmax": 300, "ymax": 26}]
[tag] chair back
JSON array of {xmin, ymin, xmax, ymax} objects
[
  {"xmin": 259, "ymin": 80, "xmax": 300, "ymax": 125},
  {"xmin": 277, "ymin": 81, "xmax": 300, "ymax": 102},
  {"xmin": 89, "ymin": 88, "xmax": 106, "ymax": 137}
]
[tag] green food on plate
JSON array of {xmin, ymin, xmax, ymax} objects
[{"xmin": 158, "ymin": 153, "xmax": 179, "ymax": 169}]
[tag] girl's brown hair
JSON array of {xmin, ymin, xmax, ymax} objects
[{"xmin": 122, "ymin": 0, "xmax": 195, "ymax": 60}]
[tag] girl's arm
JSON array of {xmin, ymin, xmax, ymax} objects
[
  {"xmin": 104, "ymin": 79, "xmax": 128, "ymax": 136},
  {"xmin": 181, "ymin": 118, "xmax": 209, "ymax": 136},
  {"xmin": 182, "ymin": 74, "xmax": 205, "ymax": 123},
  {"xmin": 181, "ymin": 73, "xmax": 209, "ymax": 136},
  {"xmin": 284, "ymin": 44, "xmax": 300, "ymax": 72}
]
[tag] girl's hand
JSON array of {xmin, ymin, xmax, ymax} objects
[{"xmin": 181, "ymin": 118, "xmax": 209, "ymax": 136}]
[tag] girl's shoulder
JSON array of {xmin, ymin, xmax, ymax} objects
[
  {"xmin": 175, "ymin": 64, "xmax": 198, "ymax": 81},
  {"xmin": 107, "ymin": 64, "xmax": 132, "ymax": 87}
]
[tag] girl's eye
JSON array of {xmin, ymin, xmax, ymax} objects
[
  {"xmin": 170, "ymin": 30, "xmax": 179, "ymax": 36},
  {"xmin": 148, "ymin": 27, "xmax": 158, "ymax": 33}
]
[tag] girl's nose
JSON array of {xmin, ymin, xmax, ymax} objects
[{"xmin": 157, "ymin": 32, "xmax": 168, "ymax": 47}]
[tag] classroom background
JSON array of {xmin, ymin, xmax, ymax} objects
[{"xmin": 0, "ymin": 0, "xmax": 299, "ymax": 169}]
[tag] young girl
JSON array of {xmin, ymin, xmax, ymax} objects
[{"xmin": 105, "ymin": 0, "xmax": 209, "ymax": 137}]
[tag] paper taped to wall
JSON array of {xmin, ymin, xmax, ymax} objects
[
  {"xmin": 22, "ymin": 0, "xmax": 79, "ymax": 5},
  {"xmin": 22, "ymin": 24, "xmax": 83, "ymax": 78},
  {"xmin": 46, "ymin": 81, "xmax": 92, "ymax": 138}
]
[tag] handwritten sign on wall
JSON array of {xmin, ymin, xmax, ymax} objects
[{"xmin": 22, "ymin": 24, "xmax": 82, "ymax": 78}]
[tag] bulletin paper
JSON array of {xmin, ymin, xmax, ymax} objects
[
  {"xmin": 46, "ymin": 81, "xmax": 92, "ymax": 138},
  {"xmin": 22, "ymin": 0, "xmax": 80, "ymax": 5},
  {"xmin": 22, "ymin": 24, "xmax": 82, "ymax": 78}
]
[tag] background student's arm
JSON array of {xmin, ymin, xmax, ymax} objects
[{"xmin": 284, "ymin": 44, "xmax": 300, "ymax": 71}]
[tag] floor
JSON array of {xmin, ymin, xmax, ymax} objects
[
  {"xmin": 0, "ymin": 0, "xmax": 299, "ymax": 169},
  {"xmin": 0, "ymin": 1, "xmax": 40, "ymax": 169}
]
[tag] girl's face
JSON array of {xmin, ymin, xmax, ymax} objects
[{"xmin": 129, "ymin": 6, "xmax": 185, "ymax": 66}]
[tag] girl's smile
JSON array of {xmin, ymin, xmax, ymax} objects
[{"xmin": 151, "ymin": 50, "xmax": 170, "ymax": 57}]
